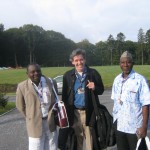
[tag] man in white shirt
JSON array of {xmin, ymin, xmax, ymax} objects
[
  {"xmin": 16, "ymin": 63, "xmax": 57, "ymax": 150},
  {"xmin": 111, "ymin": 51, "xmax": 150, "ymax": 150}
]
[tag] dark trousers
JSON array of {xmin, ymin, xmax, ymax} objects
[
  {"xmin": 114, "ymin": 121, "xmax": 138, "ymax": 150},
  {"xmin": 116, "ymin": 130, "xmax": 138, "ymax": 150},
  {"xmin": 58, "ymin": 128, "xmax": 70, "ymax": 150}
]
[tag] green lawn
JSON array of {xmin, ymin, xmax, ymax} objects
[
  {"xmin": 0, "ymin": 65, "xmax": 149, "ymax": 88},
  {"xmin": 0, "ymin": 65, "xmax": 149, "ymax": 115},
  {"xmin": 0, "ymin": 102, "xmax": 16, "ymax": 115}
]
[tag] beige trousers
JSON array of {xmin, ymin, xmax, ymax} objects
[{"xmin": 73, "ymin": 109, "xmax": 92, "ymax": 150}]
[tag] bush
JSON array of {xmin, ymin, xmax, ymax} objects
[
  {"xmin": 0, "ymin": 102, "xmax": 16, "ymax": 115},
  {"xmin": 0, "ymin": 84, "xmax": 17, "ymax": 93},
  {"xmin": 0, "ymin": 88, "xmax": 8, "ymax": 108}
]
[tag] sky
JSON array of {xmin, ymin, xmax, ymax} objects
[{"xmin": 0, "ymin": 0, "xmax": 150, "ymax": 44}]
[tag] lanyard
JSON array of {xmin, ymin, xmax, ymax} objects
[
  {"xmin": 33, "ymin": 81, "xmax": 43, "ymax": 102},
  {"xmin": 120, "ymin": 80, "xmax": 125, "ymax": 94},
  {"xmin": 118, "ymin": 78, "xmax": 128, "ymax": 104},
  {"xmin": 75, "ymin": 72, "xmax": 86, "ymax": 87},
  {"xmin": 74, "ymin": 72, "xmax": 86, "ymax": 95}
]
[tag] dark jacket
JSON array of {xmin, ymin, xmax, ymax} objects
[{"xmin": 62, "ymin": 66, "xmax": 104, "ymax": 126}]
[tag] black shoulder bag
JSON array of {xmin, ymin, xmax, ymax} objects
[{"xmin": 89, "ymin": 91, "xmax": 116, "ymax": 149}]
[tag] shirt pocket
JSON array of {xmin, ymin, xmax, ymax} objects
[
  {"xmin": 127, "ymin": 84, "xmax": 139, "ymax": 103},
  {"xmin": 129, "ymin": 91, "xmax": 137, "ymax": 102}
]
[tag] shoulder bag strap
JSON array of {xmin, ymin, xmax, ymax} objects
[
  {"xmin": 89, "ymin": 70, "xmax": 100, "ymax": 117},
  {"xmin": 91, "ymin": 90, "xmax": 100, "ymax": 117},
  {"xmin": 49, "ymin": 78, "xmax": 59, "ymax": 102}
]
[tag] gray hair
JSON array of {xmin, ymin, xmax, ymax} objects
[{"xmin": 69, "ymin": 48, "xmax": 86, "ymax": 62}]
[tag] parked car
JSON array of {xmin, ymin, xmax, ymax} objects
[{"xmin": 53, "ymin": 75, "xmax": 63, "ymax": 95}]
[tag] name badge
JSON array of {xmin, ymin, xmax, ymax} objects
[{"xmin": 77, "ymin": 88, "xmax": 85, "ymax": 94}]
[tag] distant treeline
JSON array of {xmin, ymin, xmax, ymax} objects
[{"xmin": 0, "ymin": 24, "xmax": 150, "ymax": 67}]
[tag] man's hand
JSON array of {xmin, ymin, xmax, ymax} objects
[
  {"xmin": 136, "ymin": 126, "xmax": 147, "ymax": 139},
  {"xmin": 86, "ymin": 80, "xmax": 95, "ymax": 90}
]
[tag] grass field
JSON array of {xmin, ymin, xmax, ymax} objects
[{"xmin": 0, "ymin": 65, "xmax": 149, "ymax": 88}]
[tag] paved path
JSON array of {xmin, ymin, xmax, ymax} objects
[
  {"xmin": 0, "ymin": 90, "xmax": 149, "ymax": 150},
  {"xmin": 0, "ymin": 108, "xmax": 28, "ymax": 150}
]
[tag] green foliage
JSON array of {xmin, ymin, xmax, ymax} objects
[
  {"xmin": 0, "ymin": 87, "xmax": 8, "ymax": 108},
  {"xmin": 0, "ymin": 93, "xmax": 8, "ymax": 108},
  {"xmin": 1, "ymin": 24, "xmax": 150, "ymax": 67},
  {"xmin": 0, "ymin": 24, "xmax": 4, "ymax": 32},
  {"xmin": 0, "ymin": 102, "xmax": 16, "ymax": 115}
]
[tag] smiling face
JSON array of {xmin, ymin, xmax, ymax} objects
[
  {"xmin": 27, "ymin": 64, "xmax": 42, "ymax": 85},
  {"xmin": 72, "ymin": 54, "xmax": 85, "ymax": 72},
  {"xmin": 120, "ymin": 57, "xmax": 133, "ymax": 78}
]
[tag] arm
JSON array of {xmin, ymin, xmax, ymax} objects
[
  {"xmin": 16, "ymin": 85, "xmax": 26, "ymax": 118},
  {"xmin": 137, "ymin": 105, "xmax": 149, "ymax": 138},
  {"xmin": 137, "ymin": 78, "xmax": 150, "ymax": 138}
]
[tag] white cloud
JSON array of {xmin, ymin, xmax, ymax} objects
[{"xmin": 0, "ymin": 0, "xmax": 150, "ymax": 44}]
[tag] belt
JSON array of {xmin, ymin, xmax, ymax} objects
[
  {"xmin": 42, "ymin": 116, "xmax": 48, "ymax": 120},
  {"xmin": 74, "ymin": 107, "xmax": 85, "ymax": 111}
]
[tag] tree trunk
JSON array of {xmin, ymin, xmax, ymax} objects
[{"xmin": 14, "ymin": 53, "xmax": 18, "ymax": 68}]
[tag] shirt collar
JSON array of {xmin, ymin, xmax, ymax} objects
[
  {"xmin": 75, "ymin": 66, "xmax": 87, "ymax": 75},
  {"xmin": 121, "ymin": 69, "xmax": 135, "ymax": 81},
  {"xmin": 30, "ymin": 77, "xmax": 43, "ymax": 88}
]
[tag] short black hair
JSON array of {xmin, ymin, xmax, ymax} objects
[{"xmin": 26, "ymin": 63, "xmax": 41, "ymax": 72}]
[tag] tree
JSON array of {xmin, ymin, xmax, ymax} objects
[
  {"xmin": 116, "ymin": 32, "xmax": 126, "ymax": 55},
  {"xmin": 117, "ymin": 32, "xmax": 125, "ymax": 42},
  {"xmin": 76, "ymin": 39, "xmax": 96, "ymax": 65},
  {"xmin": 35, "ymin": 30, "xmax": 76, "ymax": 66},
  {"xmin": 20, "ymin": 24, "xmax": 44, "ymax": 64},
  {"xmin": 145, "ymin": 29, "xmax": 150, "ymax": 64},
  {"xmin": 145, "ymin": 29, "xmax": 150, "ymax": 43},
  {"xmin": 138, "ymin": 28, "xmax": 145, "ymax": 65},
  {"xmin": 95, "ymin": 41, "xmax": 108, "ymax": 66},
  {"xmin": 0, "ymin": 24, "xmax": 5, "ymax": 66},
  {"xmin": 107, "ymin": 34, "xmax": 115, "ymax": 65},
  {"xmin": 5, "ymin": 28, "xmax": 24, "ymax": 67},
  {"xmin": 124, "ymin": 40, "xmax": 137, "ymax": 63},
  {"xmin": 1, "ymin": 23, "xmax": 150, "ymax": 66},
  {"xmin": 0, "ymin": 24, "xmax": 4, "ymax": 32}
]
